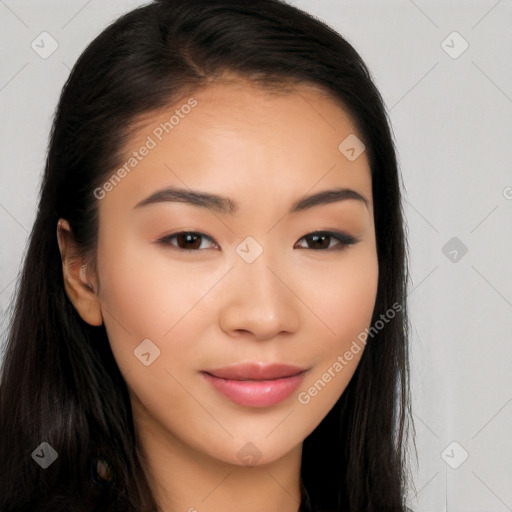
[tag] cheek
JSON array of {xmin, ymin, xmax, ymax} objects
[
  {"xmin": 94, "ymin": 233, "xmax": 171, "ymax": 357},
  {"xmin": 299, "ymin": 248, "xmax": 379, "ymax": 348},
  {"xmin": 94, "ymin": 237, "xmax": 210, "ymax": 415},
  {"xmin": 294, "ymin": 248, "xmax": 378, "ymax": 411},
  {"xmin": 98, "ymin": 230, "xmax": 186, "ymax": 325},
  {"xmin": 95, "ymin": 233, "xmax": 227, "ymax": 370}
]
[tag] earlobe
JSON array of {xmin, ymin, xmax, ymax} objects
[{"xmin": 57, "ymin": 219, "xmax": 103, "ymax": 327}]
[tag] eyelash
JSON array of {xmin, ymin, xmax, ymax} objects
[{"xmin": 155, "ymin": 230, "xmax": 359, "ymax": 252}]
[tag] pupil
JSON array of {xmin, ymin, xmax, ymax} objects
[
  {"xmin": 179, "ymin": 233, "xmax": 200, "ymax": 249},
  {"xmin": 310, "ymin": 234, "xmax": 328, "ymax": 249}
]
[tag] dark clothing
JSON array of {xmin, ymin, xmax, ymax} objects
[{"xmin": 299, "ymin": 481, "xmax": 414, "ymax": 512}]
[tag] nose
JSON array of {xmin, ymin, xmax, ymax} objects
[{"xmin": 218, "ymin": 254, "xmax": 301, "ymax": 341}]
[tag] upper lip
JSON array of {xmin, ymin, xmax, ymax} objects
[{"xmin": 203, "ymin": 363, "xmax": 307, "ymax": 381}]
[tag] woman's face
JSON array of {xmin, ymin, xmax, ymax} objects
[{"xmin": 91, "ymin": 78, "xmax": 378, "ymax": 467}]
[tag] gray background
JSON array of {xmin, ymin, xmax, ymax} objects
[{"xmin": 1, "ymin": 1, "xmax": 511, "ymax": 510}]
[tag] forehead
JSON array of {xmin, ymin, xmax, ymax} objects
[
  {"xmin": 99, "ymin": 77, "xmax": 372, "ymax": 215},
  {"xmin": 128, "ymin": 75, "xmax": 365, "ymax": 157}
]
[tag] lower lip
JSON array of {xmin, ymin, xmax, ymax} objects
[{"xmin": 202, "ymin": 371, "xmax": 306, "ymax": 407}]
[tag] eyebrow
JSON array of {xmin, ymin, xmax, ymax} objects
[{"xmin": 133, "ymin": 186, "xmax": 369, "ymax": 214}]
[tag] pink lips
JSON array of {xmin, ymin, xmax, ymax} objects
[{"xmin": 201, "ymin": 363, "xmax": 307, "ymax": 408}]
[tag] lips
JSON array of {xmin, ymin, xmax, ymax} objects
[
  {"xmin": 201, "ymin": 362, "xmax": 308, "ymax": 407},
  {"xmin": 204, "ymin": 362, "xmax": 306, "ymax": 381}
]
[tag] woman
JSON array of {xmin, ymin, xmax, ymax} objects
[{"xmin": 0, "ymin": 1, "xmax": 412, "ymax": 510}]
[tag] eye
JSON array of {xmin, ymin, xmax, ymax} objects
[
  {"xmin": 294, "ymin": 231, "xmax": 358, "ymax": 250},
  {"xmin": 156, "ymin": 230, "xmax": 357, "ymax": 252},
  {"xmin": 156, "ymin": 231, "xmax": 219, "ymax": 251}
]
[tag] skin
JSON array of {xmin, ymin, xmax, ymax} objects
[{"xmin": 57, "ymin": 76, "xmax": 378, "ymax": 512}]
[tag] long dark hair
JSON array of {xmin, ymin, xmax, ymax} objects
[{"xmin": 0, "ymin": 1, "xmax": 412, "ymax": 510}]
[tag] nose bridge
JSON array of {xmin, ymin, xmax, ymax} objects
[
  {"xmin": 218, "ymin": 242, "xmax": 300, "ymax": 339},
  {"xmin": 243, "ymin": 251, "xmax": 281, "ymax": 303}
]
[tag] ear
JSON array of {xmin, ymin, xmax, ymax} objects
[{"xmin": 56, "ymin": 218, "xmax": 103, "ymax": 326}]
